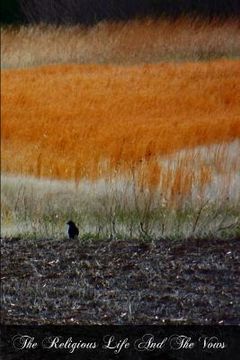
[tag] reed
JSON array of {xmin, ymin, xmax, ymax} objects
[
  {"xmin": 2, "ymin": 140, "xmax": 239, "ymax": 240},
  {"xmin": 2, "ymin": 60, "xmax": 240, "ymax": 184},
  {"xmin": 1, "ymin": 18, "xmax": 240, "ymax": 68}
]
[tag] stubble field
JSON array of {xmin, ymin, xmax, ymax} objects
[{"xmin": 2, "ymin": 235, "xmax": 240, "ymax": 325}]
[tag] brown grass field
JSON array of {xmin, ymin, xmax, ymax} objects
[
  {"xmin": 1, "ymin": 18, "xmax": 240, "ymax": 68},
  {"xmin": 2, "ymin": 60, "xmax": 240, "ymax": 189}
]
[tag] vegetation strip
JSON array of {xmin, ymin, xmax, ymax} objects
[{"xmin": 2, "ymin": 19, "xmax": 240, "ymax": 69}]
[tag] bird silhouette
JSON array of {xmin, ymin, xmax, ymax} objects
[{"xmin": 67, "ymin": 220, "xmax": 79, "ymax": 239}]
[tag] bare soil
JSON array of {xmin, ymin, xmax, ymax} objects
[{"xmin": 1, "ymin": 236, "xmax": 239, "ymax": 325}]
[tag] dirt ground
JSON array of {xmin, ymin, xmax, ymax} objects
[{"xmin": 1, "ymin": 236, "xmax": 239, "ymax": 325}]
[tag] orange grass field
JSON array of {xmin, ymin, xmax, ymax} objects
[{"xmin": 2, "ymin": 59, "xmax": 240, "ymax": 191}]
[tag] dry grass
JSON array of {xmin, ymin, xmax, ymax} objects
[
  {"xmin": 2, "ymin": 47, "xmax": 240, "ymax": 239},
  {"xmin": 2, "ymin": 60, "xmax": 240, "ymax": 187},
  {"xmin": 1, "ymin": 18, "xmax": 240, "ymax": 68},
  {"xmin": 2, "ymin": 141, "xmax": 240, "ymax": 240}
]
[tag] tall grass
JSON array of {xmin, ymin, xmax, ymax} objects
[
  {"xmin": 2, "ymin": 50, "xmax": 240, "ymax": 239},
  {"xmin": 1, "ymin": 18, "xmax": 240, "ymax": 68},
  {"xmin": 2, "ymin": 141, "xmax": 240, "ymax": 240},
  {"xmin": 2, "ymin": 60, "xmax": 240, "ymax": 183}
]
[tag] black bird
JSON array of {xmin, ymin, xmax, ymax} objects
[{"xmin": 67, "ymin": 220, "xmax": 79, "ymax": 239}]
